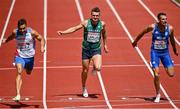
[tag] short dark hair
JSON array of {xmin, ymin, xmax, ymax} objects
[
  {"xmin": 157, "ymin": 12, "xmax": 166, "ymax": 20},
  {"xmin": 91, "ymin": 7, "xmax": 100, "ymax": 13},
  {"xmin": 18, "ymin": 18, "xmax": 27, "ymax": 27}
]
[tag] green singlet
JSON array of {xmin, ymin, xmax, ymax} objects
[{"xmin": 82, "ymin": 19, "xmax": 102, "ymax": 50}]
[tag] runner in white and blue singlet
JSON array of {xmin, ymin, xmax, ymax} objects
[
  {"xmin": 57, "ymin": 7, "xmax": 109, "ymax": 98},
  {"xmin": 132, "ymin": 12, "xmax": 178, "ymax": 103},
  {"xmin": 15, "ymin": 27, "xmax": 35, "ymax": 71},
  {"xmin": 2, "ymin": 18, "xmax": 45, "ymax": 102},
  {"xmin": 16, "ymin": 27, "xmax": 35, "ymax": 58}
]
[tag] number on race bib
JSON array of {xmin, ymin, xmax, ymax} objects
[
  {"xmin": 154, "ymin": 40, "xmax": 167, "ymax": 49},
  {"xmin": 87, "ymin": 32, "xmax": 100, "ymax": 43}
]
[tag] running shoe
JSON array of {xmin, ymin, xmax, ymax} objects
[
  {"xmin": 82, "ymin": 87, "xmax": 88, "ymax": 98},
  {"xmin": 12, "ymin": 95, "xmax": 21, "ymax": 102},
  {"xmin": 154, "ymin": 94, "xmax": 160, "ymax": 103}
]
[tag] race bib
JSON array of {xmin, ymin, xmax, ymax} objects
[
  {"xmin": 154, "ymin": 40, "xmax": 167, "ymax": 49},
  {"xmin": 18, "ymin": 42, "xmax": 33, "ymax": 51},
  {"xmin": 87, "ymin": 32, "xmax": 100, "ymax": 43}
]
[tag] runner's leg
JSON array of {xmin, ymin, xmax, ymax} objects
[
  {"xmin": 82, "ymin": 59, "xmax": 90, "ymax": 97},
  {"xmin": 13, "ymin": 63, "xmax": 23, "ymax": 101},
  {"xmin": 153, "ymin": 67, "xmax": 161, "ymax": 103},
  {"xmin": 92, "ymin": 54, "xmax": 102, "ymax": 74}
]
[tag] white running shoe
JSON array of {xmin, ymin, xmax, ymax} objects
[
  {"xmin": 82, "ymin": 87, "xmax": 88, "ymax": 98},
  {"xmin": 154, "ymin": 94, "xmax": 160, "ymax": 103},
  {"xmin": 12, "ymin": 95, "xmax": 21, "ymax": 102}
]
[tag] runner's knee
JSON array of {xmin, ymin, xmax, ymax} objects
[
  {"xmin": 166, "ymin": 67, "xmax": 175, "ymax": 77},
  {"xmin": 154, "ymin": 73, "xmax": 160, "ymax": 79},
  {"xmin": 17, "ymin": 67, "xmax": 23, "ymax": 74},
  {"xmin": 168, "ymin": 72, "xmax": 174, "ymax": 77},
  {"xmin": 94, "ymin": 67, "xmax": 101, "ymax": 71},
  {"xmin": 153, "ymin": 71, "xmax": 159, "ymax": 78},
  {"xmin": 169, "ymin": 74, "xmax": 174, "ymax": 77},
  {"xmin": 82, "ymin": 68, "xmax": 89, "ymax": 74},
  {"xmin": 16, "ymin": 64, "xmax": 23, "ymax": 74},
  {"xmin": 93, "ymin": 65, "xmax": 101, "ymax": 71},
  {"xmin": 153, "ymin": 68, "xmax": 159, "ymax": 76}
]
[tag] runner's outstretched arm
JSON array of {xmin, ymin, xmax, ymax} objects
[
  {"xmin": 2, "ymin": 29, "xmax": 16, "ymax": 44},
  {"xmin": 132, "ymin": 24, "xmax": 154, "ymax": 47},
  {"xmin": 57, "ymin": 21, "xmax": 86, "ymax": 36}
]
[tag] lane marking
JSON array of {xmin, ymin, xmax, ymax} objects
[
  {"xmin": 75, "ymin": 0, "xmax": 112, "ymax": 108},
  {"xmin": 78, "ymin": 101, "xmax": 180, "ymax": 108},
  {"xmin": 106, "ymin": 0, "xmax": 178, "ymax": 109},
  {"xmin": 138, "ymin": 0, "xmax": 180, "ymax": 46},
  {"xmin": 0, "ymin": 0, "xmax": 16, "ymax": 47},
  {"xmin": 46, "ymin": 36, "xmax": 178, "ymax": 40},
  {"xmin": 43, "ymin": 0, "xmax": 48, "ymax": 108},
  {"xmin": 0, "ymin": 98, "xmax": 179, "ymax": 103},
  {"xmin": 1, "ymin": 64, "xmax": 180, "ymax": 71},
  {"xmin": 171, "ymin": 0, "xmax": 180, "ymax": 7}
]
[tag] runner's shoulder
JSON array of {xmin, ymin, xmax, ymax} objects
[
  {"xmin": 168, "ymin": 24, "xmax": 173, "ymax": 30},
  {"xmin": 149, "ymin": 23, "xmax": 156, "ymax": 28},
  {"xmin": 101, "ymin": 20, "xmax": 105, "ymax": 26},
  {"xmin": 81, "ymin": 20, "xmax": 88, "ymax": 27}
]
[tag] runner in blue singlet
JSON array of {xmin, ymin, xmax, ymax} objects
[{"xmin": 132, "ymin": 12, "xmax": 178, "ymax": 103}]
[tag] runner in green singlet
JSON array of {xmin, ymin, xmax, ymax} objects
[{"xmin": 57, "ymin": 7, "xmax": 109, "ymax": 98}]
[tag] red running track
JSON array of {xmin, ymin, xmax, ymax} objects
[{"xmin": 0, "ymin": 0, "xmax": 179, "ymax": 108}]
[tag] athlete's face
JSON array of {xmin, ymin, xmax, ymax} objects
[
  {"xmin": 91, "ymin": 12, "xmax": 100, "ymax": 23},
  {"xmin": 18, "ymin": 24, "xmax": 27, "ymax": 34},
  {"xmin": 159, "ymin": 15, "xmax": 167, "ymax": 26}
]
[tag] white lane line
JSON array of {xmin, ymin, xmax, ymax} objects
[
  {"xmin": 106, "ymin": 0, "xmax": 178, "ymax": 109},
  {"xmin": 75, "ymin": 0, "xmax": 84, "ymax": 21},
  {"xmin": 1, "ymin": 64, "xmax": 180, "ymax": 71},
  {"xmin": 138, "ymin": 0, "xmax": 180, "ymax": 46},
  {"xmin": 75, "ymin": 0, "xmax": 112, "ymax": 108},
  {"xmin": 43, "ymin": 0, "xmax": 47, "ymax": 108},
  {"xmin": 0, "ymin": 0, "xmax": 16, "ymax": 47},
  {"xmin": 171, "ymin": 0, "xmax": 180, "ymax": 7},
  {"xmin": 46, "ymin": 36, "xmax": 162, "ymax": 40},
  {"xmin": 97, "ymin": 71, "xmax": 113, "ymax": 109}
]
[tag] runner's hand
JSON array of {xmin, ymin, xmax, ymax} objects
[
  {"xmin": 57, "ymin": 31, "xmax": 63, "ymax": 36},
  {"xmin": 0, "ymin": 38, "xmax": 6, "ymax": 47},
  {"xmin": 132, "ymin": 41, "xmax": 137, "ymax": 47},
  {"xmin": 174, "ymin": 50, "xmax": 178, "ymax": 56},
  {"xmin": 41, "ymin": 46, "xmax": 45, "ymax": 53},
  {"xmin": 104, "ymin": 45, "xmax": 109, "ymax": 53},
  {"xmin": 2, "ymin": 38, "xmax": 7, "ymax": 43}
]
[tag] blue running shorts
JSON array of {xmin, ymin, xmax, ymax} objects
[
  {"xmin": 151, "ymin": 50, "xmax": 174, "ymax": 68},
  {"xmin": 82, "ymin": 48, "xmax": 101, "ymax": 60},
  {"xmin": 15, "ymin": 56, "xmax": 34, "ymax": 71}
]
